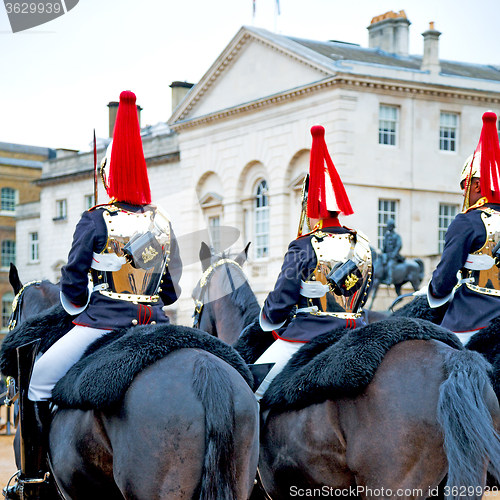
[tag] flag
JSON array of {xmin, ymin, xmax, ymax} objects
[
  {"xmin": 276, "ymin": 0, "xmax": 280, "ymax": 15},
  {"xmin": 253, "ymin": 0, "xmax": 256, "ymax": 16}
]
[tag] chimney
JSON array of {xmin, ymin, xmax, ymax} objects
[
  {"xmin": 170, "ymin": 81, "xmax": 195, "ymax": 113},
  {"xmin": 421, "ymin": 22, "xmax": 442, "ymax": 74},
  {"xmin": 107, "ymin": 100, "xmax": 142, "ymax": 138},
  {"xmin": 367, "ymin": 10, "xmax": 410, "ymax": 56}
]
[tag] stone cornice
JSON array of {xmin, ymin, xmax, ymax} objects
[
  {"xmin": 35, "ymin": 153, "xmax": 180, "ymax": 187},
  {"xmin": 171, "ymin": 74, "xmax": 500, "ymax": 132},
  {"xmin": 169, "ymin": 28, "xmax": 332, "ymax": 125}
]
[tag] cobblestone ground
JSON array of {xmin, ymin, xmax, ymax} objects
[{"xmin": 0, "ymin": 434, "xmax": 16, "ymax": 489}]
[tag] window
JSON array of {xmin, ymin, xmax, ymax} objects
[
  {"xmin": 379, "ymin": 105, "xmax": 398, "ymax": 146},
  {"xmin": 30, "ymin": 232, "xmax": 39, "ymax": 262},
  {"xmin": 85, "ymin": 194, "xmax": 95, "ymax": 210},
  {"xmin": 438, "ymin": 204, "xmax": 458, "ymax": 253},
  {"xmin": 440, "ymin": 112, "xmax": 458, "ymax": 152},
  {"xmin": 378, "ymin": 199, "xmax": 398, "ymax": 250},
  {"xmin": 254, "ymin": 180, "xmax": 269, "ymax": 259},
  {"xmin": 1, "ymin": 188, "xmax": 16, "ymax": 212},
  {"xmin": 1, "ymin": 240, "xmax": 15, "ymax": 268},
  {"xmin": 209, "ymin": 216, "xmax": 221, "ymax": 254},
  {"xmin": 2, "ymin": 293, "xmax": 14, "ymax": 330},
  {"xmin": 55, "ymin": 199, "xmax": 67, "ymax": 220}
]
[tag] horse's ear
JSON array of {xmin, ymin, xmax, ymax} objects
[
  {"xmin": 9, "ymin": 263, "xmax": 23, "ymax": 295},
  {"xmin": 234, "ymin": 242, "xmax": 251, "ymax": 266},
  {"xmin": 199, "ymin": 242, "xmax": 212, "ymax": 272}
]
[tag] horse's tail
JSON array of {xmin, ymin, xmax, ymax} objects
[
  {"xmin": 438, "ymin": 349, "xmax": 500, "ymax": 499},
  {"xmin": 192, "ymin": 352, "xmax": 237, "ymax": 500}
]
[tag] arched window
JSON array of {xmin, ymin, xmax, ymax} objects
[
  {"xmin": 1, "ymin": 188, "xmax": 16, "ymax": 212},
  {"xmin": 2, "ymin": 292, "xmax": 14, "ymax": 330},
  {"xmin": 254, "ymin": 180, "xmax": 269, "ymax": 259},
  {"xmin": 1, "ymin": 240, "xmax": 16, "ymax": 268}
]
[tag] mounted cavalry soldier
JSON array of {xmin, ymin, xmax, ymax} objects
[
  {"xmin": 8, "ymin": 90, "xmax": 182, "ymax": 499},
  {"xmin": 427, "ymin": 111, "xmax": 500, "ymax": 345},
  {"xmin": 254, "ymin": 125, "xmax": 372, "ymax": 401}
]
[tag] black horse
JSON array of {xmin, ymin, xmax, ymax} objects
[
  {"xmin": 368, "ymin": 246, "xmax": 425, "ymax": 308},
  {"xmin": 193, "ymin": 246, "xmax": 500, "ymax": 500},
  {"xmin": 2, "ymin": 265, "xmax": 259, "ymax": 500}
]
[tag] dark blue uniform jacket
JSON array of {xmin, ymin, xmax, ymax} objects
[
  {"xmin": 60, "ymin": 203, "xmax": 182, "ymax": 330},
  {"xmin": 262, "ymin": 219, "xmax": 367, "ymax": 342},
  {"xmin": 429, "ymin": 203, "xmax": 500, "ymax": 332}
]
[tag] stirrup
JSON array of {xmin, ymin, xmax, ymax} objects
[{"xmin": 2, "ymin": 470, "xmax": 50, "ymax": 500}]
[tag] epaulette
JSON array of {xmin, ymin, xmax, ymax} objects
[
  {"xmin": 88, "ymin": 203, "xmax": 119, "ymax": 213},
  {"xmin": 462, "ymin": 197, "xmax": 488, "ymax": 213}
]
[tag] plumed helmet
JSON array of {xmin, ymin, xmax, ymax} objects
[
  {"xmin": 306, "ymin": 125, "xmax": 353, "ymax": 218},
  {"xmin": 105, "ymin": 90, "xmax": 151, "ymax": 205},
  {"xmin": 460, "ymin": 152, "xmax": 481, "ymax": 185},
  {"xmin": 462, "ymin": 111, "xmax": 500, "ymax": 210}
]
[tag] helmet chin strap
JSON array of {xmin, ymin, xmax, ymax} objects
[
  {"xmin": 462, "ymin": 152, "xmax": 477, "ymax": 212},
  {"xmin": 100, "ymin": 158, "xmax": 110, "ymax": 194}
]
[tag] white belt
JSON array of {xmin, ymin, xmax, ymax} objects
[
  {"xmin": 296, "ymin": 306, "xmax": 319, "ymax": 314},
  {"xmin": 300, "ymin": 280, "xmax": 329, "ymax": 298},
  {"xmin": 91, "ymin": 252, "xmax": 127, "ymax": 272},
  {"xmin": 458, "ymin": 277, "xmax": 474, "ymax": 284},
  {"xmin": 463, "ymin": 253, "xmax": 494, "ymax": 270}
]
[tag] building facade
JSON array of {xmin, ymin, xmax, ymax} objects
[
  {"xmin": 0, "ymin": 142, "xmax": 54, "ymax": 341},
  {"xmin": 15, "ymin": 12, "xmax": 500, "ymax": 325}
]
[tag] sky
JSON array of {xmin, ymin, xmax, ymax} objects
[{"xmin": 1, "ymin": 0, "xmax": 500, "ymax": 152}]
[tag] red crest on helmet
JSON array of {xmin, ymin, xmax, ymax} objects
[{"xmin": 107, "ymin": 90, "xmax": 151, "ymax": 205}]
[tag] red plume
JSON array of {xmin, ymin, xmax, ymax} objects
[
  {"xmin": 107, "ymin": 90, "xmax": 151, "ymax": 205},
  {"xmin": 307, "ymin": 125, "xmax": 353, "ymax": 218},
  {"xmin": 478, "ymin": 111, "xmax": 500, "ymax": 203}
]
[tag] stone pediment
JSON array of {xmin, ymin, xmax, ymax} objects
[
  {"xmin": 169, "ymin": 26, "xmax": 333, "ymax": 126},
  {"xmin": 199, "ymin": 192, "xmax": 223, "ymax": 208}
]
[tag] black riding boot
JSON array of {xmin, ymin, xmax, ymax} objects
[{"xmin": 3, "ymin": 401, "xmax": 52, "ymax": 500}]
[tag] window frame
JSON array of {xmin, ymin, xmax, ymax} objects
[
  {"xmin": 54, "ymin": 199, "xmax": 67, "ymax": 221},
  {"xmin": 378, "ymin": 105, "xmax": 399, "ymax": 147},
  {"xmin": 377, "ymin": 199, "xmax": 398, "ymax": 250},
  {"xmin": 1, "ymin": 187, "xmax": 17, "ymax": 215},
  {"xmin": 208, "ymin": 215, "xmax": 221, "ymax": 254},
  {"xmin": 85, "ymin": 194, "xmax": 95, "ymax": 211},
  {"xmin": 1, "ymin": 292, "xmax": 14, "ymax": 331},
  {"xmin": 1, "ymin": 240, "xmax": 16, "ymax": 269},
  {"xmin": 438, "ymin": 204, "xmax": 459, "ymax": 253},
  {"xmin": 439, "ymin": 112, "xmax": 459, "ymax": 153},
  {"xmin": 254, "ymin": 180, "xmax": 270, "ymax": 260},
  {"xmin": 29, "ymin": 231, "xmax": 40, "ymax": 263}
]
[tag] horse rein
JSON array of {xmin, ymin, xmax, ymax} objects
[
  {"xmin": 8, "ymin": 280, "xmax": 42, "ymax": 331},
  {"xmin": 193, "ymin": 258, "xmax": 243, "ymax": 329}
]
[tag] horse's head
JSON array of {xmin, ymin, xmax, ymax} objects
[
  {"xmin": 8, "ymin": 264, "xmax": 60, "ymax": 330},
  {"xmin": 192, "ymin": 242, "xmax": 260, "ymax": 345}
]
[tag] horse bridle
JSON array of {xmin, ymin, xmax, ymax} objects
[
  {"xmin": 192, "ymin": 258, "xmax": 243, "ymax": 329},
  {"xmin": 8, "ymin": 280, "xmax": 42, "ymax": 331}
]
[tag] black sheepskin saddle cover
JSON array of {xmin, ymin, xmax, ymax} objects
[
  {"xmin": 0, "ymin": 305, "xmax": 252, "ymax": 410},
  {"xmin": 253, "ymin": 317, "xmax": 463, "ymax": 413},
  {"xmin": 466, "ymin": 317, "xmax": 500, "ymax": 397},
  {"xmin": 0, "ymin": 304, "xmax": 74, "ymax": 378}
]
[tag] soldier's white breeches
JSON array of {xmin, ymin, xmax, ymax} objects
[
  {"xmin": 28, "ymin": 325, "xmax": 111, "ymax": 401},
  {"xmin": 454, "ymin": 330, "xmax": 479, "ymax": 347},
  {"xmin": 254, "ymin": 339, "xmax": 305, "ymax": 402}
]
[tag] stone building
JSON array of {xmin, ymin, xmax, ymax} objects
[
  {"xmin": 0, "ymin": 142, "xmax": 55, "ymax": 341},
  {"xmin": 15, "ymin": 11, "xmax": 500, "ymax": 325}
]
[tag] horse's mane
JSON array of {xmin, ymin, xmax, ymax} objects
[
  {"xmin": 215, "ymin": 252, "xmax": 260, "ymax": 325},
  {"xmin": 23, "ymin": 280, "xmax": 60, "ymax": 318}
]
